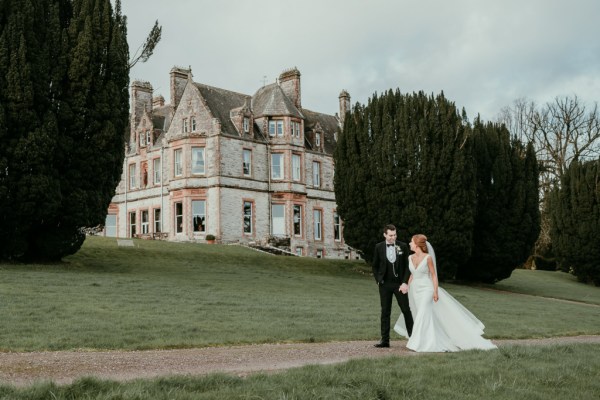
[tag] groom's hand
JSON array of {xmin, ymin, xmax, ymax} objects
[{"xmin": 399, "ymin": 283, "xmax": 408, "ymax": 294}]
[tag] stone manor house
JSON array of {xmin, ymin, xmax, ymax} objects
[{"xmin": 105, "ymin": 66, "xmax": 355, "ymax": 259}]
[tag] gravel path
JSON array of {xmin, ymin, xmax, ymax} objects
[{"xmin": 1, "ymin": 336, "xmax": 599, "ymax": 387}]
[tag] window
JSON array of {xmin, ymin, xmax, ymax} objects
[
  {"xmin": 141, "ymin": 210, "xmax": 149, "ymax": 234},
  {"xmin": 153, "ymin": 158, "xmax": 161, "ymax": 185},
  {"xmin": 272, "ymin": 204, "xmax": 285, "ymax": 236},
  {"xmin": 192, "ymin": 200, "xmax": 206, "ymax": 232},
  {"xmin": 293, "ymin": 205, "xmax": 302, "ymax": 236},
  {"xmin": 312, "ymin": 161, "xmax": 320, "ymax": 187},
  {"xmin": 129, "ymin": 211, "xmax": 136, "ymax": 237},
  {"xmin": 146, "ymin": 130, "xmax": 151, "ymax": 146},
  {"xmin": 140, "ymin": 132, "xmax": 146, "ymax": 147},
  {"xmin": 295, "ymin": 247, "xmax": 303, "ymax": 256},
  {"xmin": 175, "ymin": 202, "xmax": 183, "ymax": 233},
  {"xmin": 141, "ymin": 162, "xmax": 148, "ymax": 188},
  {"xmin": 129, "ymin": 164, "xmax": 136, "ymax": 189},
  {"xmin": 271, "ymin": 153, "xmax": 283, "ymax": 180},
  {"xmin": 334, "ymin": 212, "xmax": 342, "ymax": 241},
  {"xmin": 268, "ymin": 120, "xmax": 284, "ymax": 137},
  {"xmin": 192, "ymin": 147, "xmax": 205, "ymax": 175},
  {"xmin": 154, "ymin": 208, "xmax": 161, "ymax": 233},
  {"xmin": 313, "ymin": 209, "xmax": 322, "ymax": 240},
  {"xmin": 191, "ymin": 117, "xmax": 196, "ymax": 132},
  {"xmin": 292, "ymin": 154, "xmax": 301, "ymax": 181},
  {"xmin": 269, "ymin": 120, "xmax": 276, "ymax": 136},
  {"xmin": 243, "ymin": 149, "xmax": 252, "ymax": 176},
  {"xmin": 174, "ymin": 149, "xmax": 183, "ymax": 177},
  {"xmin": 183, "ymin": 118, "xmax": 188, "ymax": 133},
  {"xmin": 315, "ymin": 132, "xmax": 321, "ymax": 147},
  {"xmin": 291, "ymin": 121, "xmax": 301, "ymax": 138},
  {"xmin": 243, "ymin": 117, "xmax": 249, "ymax": 133},
  {"xmin": 243, "ymin": 201, "xmax": 253, "ymax": 234},
  {"xmin": 316, "ymin": 249, "xmax": 323, "ymax": 258},
  {"xmin": 105, "ymin": 214, "xmax": 117, "ymax": 237}
]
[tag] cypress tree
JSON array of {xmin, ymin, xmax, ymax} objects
[
  {"xmin": 549, "ymin": 160, "xmax": 600, "ymax": 285},
  {"xmin": 0, "ymin": 0, "xmax": 129, "ymax": 261},
  {"xmin": 458, "ymin": 119, "xmax": 540, "ymax": 283},
  {"xmin": 334, "ymin": 90, "xmax": 476, "ymax": 279}
]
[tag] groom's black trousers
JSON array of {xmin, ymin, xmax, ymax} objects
[{"xmin": 379, "ymin": 282, "xmax": 413, "ymax": 342}]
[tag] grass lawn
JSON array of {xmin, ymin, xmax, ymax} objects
[
  {"xmin": 488, "ymin": 269, "xmax": 600, "ymax": 305},
  {"xmin": 0, "ymin": 344, "xmax": 598, "ymax": 399},
  {"xmin": 0, "ymin": 236, "xmax": 598, "ymax": 352}
]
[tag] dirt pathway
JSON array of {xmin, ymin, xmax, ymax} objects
[{"xmin": 1, "ymin": 336, "xmax": 598, "ymax": 387}]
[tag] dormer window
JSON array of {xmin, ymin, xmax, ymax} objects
[
  {"xmin": 315, "ymin": 132, "xmax": 321, "ymax": 147},
  {"xmin": 191, "ymin": 117, "xmax": 197, "ymax": 132},
  {"xmin": 183, "ymin": 118, "xmax": 188, "ymax": 133},
  {"xmin": 145, "ymin": 130, "xmax": 151, "ymax": 146},
  {"xmin": 140, "ymin": 132, "xmax": 146, "ymax": 147},
  {"xmin": 243, "ymin": 117, "xmax": 250, "ymax": 133}
]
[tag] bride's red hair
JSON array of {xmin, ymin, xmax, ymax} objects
[{"xmin": 412, "ymin": 234, "xmax": 428, "ymax": 253}]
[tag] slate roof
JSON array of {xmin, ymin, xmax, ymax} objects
[
  {"xmin": 251, "ymin": 83, "xmax": 304, "ymax": 119},
  {"xmin": 152, "ymin": 104, "xmax": 172, "ymax": 132},
  {"xmin": 302, "ymin": 108, "xmax": 340, "ymax": 155},
  {"xmin": 190, "ymin": 79, "xmax": 338, "ymax": 149},
  {"xmin": 194, "ymin": 83, "xmax": 255, "ymax": 138}
]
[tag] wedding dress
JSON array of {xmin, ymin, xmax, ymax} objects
[{"xmin": 394, "ymin": 254, "xmax": 497, "ymax": 352}]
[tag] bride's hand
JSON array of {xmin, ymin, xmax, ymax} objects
[{"xmin": 433, "ymin": 292, "xmax": 439, "ymax": 302}]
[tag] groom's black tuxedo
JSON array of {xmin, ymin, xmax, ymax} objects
[
  {"xmin": 372, "ymin": 240, "xmax": 411, "ymax": 285},
  {"xmin": 372, "ymin": 240, "xmax": 414, "ymax": 343}
]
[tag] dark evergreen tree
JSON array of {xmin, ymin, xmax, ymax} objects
[
  {"xmin": 334, "ymin": 90, "xmax": 476, "ymax": 280},
  {"xmin": 0, "ymin": 0, "xmax": 129, "ymax": 261},
  {"xmin": 549, "ymin": 160, "xmax": 600, "ymax": 285},
  {"xmin": 458, "ymin": 119, "xmax": 540, "ymax": 283}
]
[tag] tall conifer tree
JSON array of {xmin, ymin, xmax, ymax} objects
[
  {"xmin": 549, "ymin": 160, "xmax": 600, "ymax": 285},
  {"xmin": 0, "ymin": 0, "xmax": 129, "ymax": 261},
  {"xmin": 334, "ymin": 90, "xmax": 476, "ymax": 279},
  {"xmin": 458, "ymin": 119, "xmax": 540, "ymax": 282}
]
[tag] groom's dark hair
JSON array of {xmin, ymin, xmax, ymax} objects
[{"xmin": 383, "ymin": 224, "xmax": 396, "ymax": 233}]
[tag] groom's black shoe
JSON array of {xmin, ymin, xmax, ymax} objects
[{"xmin": 374, "ymin": 341, "xmax": 390, "ymax": 348}]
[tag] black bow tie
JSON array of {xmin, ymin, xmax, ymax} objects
[{"xmin": 387, "ymin": 244, "xmax": 394, "ymax": 247}]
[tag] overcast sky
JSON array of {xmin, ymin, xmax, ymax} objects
[{"xmin": 121, "ymin": 0, "xmax": 600, "ymax": 122}]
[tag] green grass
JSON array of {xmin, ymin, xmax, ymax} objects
[
  {"xmin": 0, "ymin": 236, "xmax": 598, "ymax": 352},
  {"xmin": 0, "ymin": 344, "xmax": 598, "ymax": 399},
  {"xmin": 487, "ymin": 269, "xmax": 600, "ymax": 305}
]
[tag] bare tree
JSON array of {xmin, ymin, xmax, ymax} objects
[
  {"xmin": 499, "ymin": 95, "xmax": 600, "ymax": 192},
  {"xmin": 498, "ymin": 95, "xmax": 600, "ymax": 260}
]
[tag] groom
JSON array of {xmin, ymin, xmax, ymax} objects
[{"xmin": 371, "ymin": 224, "xmax": 413, "ymax": 347}]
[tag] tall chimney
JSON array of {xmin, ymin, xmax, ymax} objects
[
  {"xmin": 170, "ymin": 66, "xmax": 191, "ymax": 109},
  {"xmin": 279, "ymin": 67, "xmax": 301, "ymax": 109},
  {"xmin": 339, "ymin": 89, "xmax": 351, "ymax": 128},
  {"xmin": 131, "ymin": 80, "xmax": 153, "ymax": 142}
]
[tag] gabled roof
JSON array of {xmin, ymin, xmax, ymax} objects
[
  {"xmin": 252, "ymin": 83, "xmax": 304, "ymax": 119},
  {"xmin": 302, "ymin": 108, "xmax": 340, "ymax": 154},
  {"xmin": 195, "ymin": 83, "xmax": 250, "ymax": 136}
]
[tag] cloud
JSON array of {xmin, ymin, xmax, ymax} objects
[{"xmin": 121, "ymin": 0, "xmax": 600, "ymax": 122}]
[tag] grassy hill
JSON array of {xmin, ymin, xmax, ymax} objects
[{"xmin": 0, "ymin": 236, "xmax": 598, "ymax": 352}]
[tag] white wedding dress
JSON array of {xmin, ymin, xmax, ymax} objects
[{"xmin": 394, "ymin": 255, "xmax": 497, "ymax": 352}]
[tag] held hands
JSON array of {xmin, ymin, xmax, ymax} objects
[{"xmin": 399, "ymin": 283, "xmax": 409, "ymax": 294}]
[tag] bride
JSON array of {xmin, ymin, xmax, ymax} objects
[{"xmin": 394, "ymin": 234, "xmax": 497, "ymax": 352}]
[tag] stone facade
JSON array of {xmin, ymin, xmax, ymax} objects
[{"xmin": 106, "ymin": 66, "xmax": 358, "ymax": 259}]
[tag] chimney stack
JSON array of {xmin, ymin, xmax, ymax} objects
[
  {"xmin": 339, "ymin": 90, "xmax": 351, "ymax": 128},
  {"xmin": 279, "ymin": 67, "xmax": 301, "ymax": 109},
  {"xmin": 131, "ymin": 81, "xmax": 153, "ymax": 142},
  {"xmin": 170, "ymin": 66, "xmax": 192, "ymax": 109}
]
